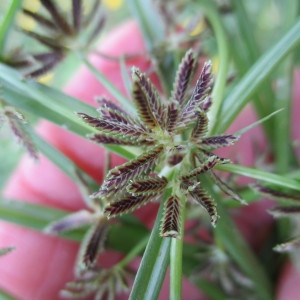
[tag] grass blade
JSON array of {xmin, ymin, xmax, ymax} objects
[
  {"xmin": 0, "ymin": 198, "xmax": 78, "ymax": 237},
  {"xmin": 214, "ymin": 19, "xmax": 300, "ymax": 133},
  {"xmin": 129, "ymin": 191, "xmax": 171, "ymax": 300},
  {"xmin": 217, "ymin": 164, "xmax": 300, "ymax": 191},
  {"xmin": 0, "ymin": 199, "xmax": 148, "ymax": 251},
  {"xmin": 0, "ymin": 0, "xmax": 22, "ymax": 55},
  {"xmin": 0, "ymin": 64, "xmax": 137, "ymax": 160}
]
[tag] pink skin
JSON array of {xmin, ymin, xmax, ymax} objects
[{"xmin": 0, "ymin": 21, "xmax": 299, "ymax": 299}]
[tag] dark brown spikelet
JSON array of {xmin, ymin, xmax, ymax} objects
[
  {"xmin": 104, "ymin": 194, "xmax": 154, "ymax": 217},
  {"xmin": 200, "ymin": 96, "xmax": 212, "ymax": 112},
  {"xmin": 89, "ymin": 133, "xmax": 154, "ymax": 146},
  {"xmin": 274, "ymin": 237, "xmax": 300, "ymax": 253},
  {"xmin": 72, "ymin": 0, "xmax": 82, "ymax": 32},
  {"xmin": 167, "ymin": 146, "xmax": 186, "ymax": 166},
  {"xmin": 200, "ymin": 135, "xmax": 239, "ymax": 149},
  {"xmin": 78, "ymin": 113, "xmax": 151, "ymax": 140},
  {"xmin": 22, "ymin": 8, "xmax": 56, "ymax": 30},
  {"xmin": 179, "ymin": 61, "xmax": 212, "ymax": 126},
  {"xmin": 20, "ymin": 30, "xmax": 59, "ymax": 50},
  {"xmin": 132, "ymin": 68, "xmax": 162, "ymax": 129},
  {"xmin": 191, "ymin": 110, "xmax": 208, "ymax": 141},
  {"xmin": 26, "ymin": 52, "xmax": 64, "ymax": 78},
  {"xmin": 89, "ymin": 133, "xmax": 141, "ymax": 146},
  {"xmin": 191, "ymin": 61, "xmax": 213, "ymax": 103},
  {"xmin": 166, "ymin": 101, "xmax": 179, "ymax": 133},
  {"xmin": 18, "ymin": 0, "xmax": 105, "ymax": 78},
  {"xmin": 133, "ymin": 68, "xmax": 165, "ymax": 128},
  {"xmin": 180, "ymin": 156, "xmax": 222, "ymax": 181},
  {"xmin": 168, "ymin": 153, "xmax": 184, "ymax": 166},
  {"xmin": 77, "ymin": 112, "xmax": 103, "ymax": 127},
  {"xmin": 127, "ymin": 176, "xmax": 168, "ymax": 195},
  {"xmin": 4, "ymin": 108, "xmax": 38, "ymax": 160},
  {"xmin": 211, "ymin": 172, "xmax": 246, "ymax": 205},
  {"xmin": 100, "ymin": 145, "xmax": 164, "ymax": 196},
  {"xmin": 4, "ymin": 56, "xmax": 31, "ymax": 69},
  {"xmin": 188, "ymin": 185, "xmax": 219, "ymax": 227},
  {"xmin": 253, "ymin": 184, "xmax": 300, "ymax": 202},
  {"xmin": 86, "ymin": 15, "xmax": 106, "ymax": 46},
  {"xmin": 33, "ymin": 51, "xmax": 63, "ymax": 64},
  {"xmin": 97, "ymin": 106, "xmax": 136, "ymax": 126},
  {"xmin": 83, "ymin": 222, "xmax": 108, "ymax": 268},
  {"xmin": 95, "ymin": 96, "xmax": 128, "ymax": 115},
  {"xmin": 40, "ymin": 0, "xmax": 72, "ymax": 34},
  {"xmin": 160, "ymin": 196, "xmax": 182, "ymax": 238},
  {"xmin": 171, "ymin": 49, "xmax": 195, "ymax": 105},
  {"xmin": 268, "ymin": 206, "xmax": 300, "ymax": 218},
  {"xmin": 83, "ymin": 0, "xmax": 102, "ymax": 28}
]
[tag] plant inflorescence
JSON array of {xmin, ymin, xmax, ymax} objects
[{"xmin": 79, "ymin": 49, "xmax": 242, "ymax": 239}]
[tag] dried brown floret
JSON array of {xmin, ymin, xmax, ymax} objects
[
  {"xmin": 104, "ymin": 194, "xmax": 155, "ymax": 217},
  {"xmin": 171, "ymin": 49, "xmax": 195, "ymax": 105},
  {"xmin": 180, "ymin": 155, "xmax": 225, "ymax": 181},
  {"xmin": 188, "ymin": 185, "xmax": 219, "ymax": 227},
  {"xmin": 132, "ymin": 68, "xmax": 162, "ymax": 129},
  {"xmin": 99, "ymin": 145, "xmax": 164, "ymax": 196},
  {"xmin": 127, "ymin": 176, "xmax": 168, "ymax": 195},
  {"xmin": 199, "ymin": 135, "xmax": 239, "ymax": 149},
  {"xmin": 161, "ymin": 195, "xmax": 182, "ymax": 238},
  {"xmin": 179, "ymin": 61, "xmax": 212, "ymax": 126},
  {"xmin": 191, "ymin": 110, "xmax": 208, "ymax": 141}
]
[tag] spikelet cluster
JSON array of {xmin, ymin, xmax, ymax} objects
[{"xmin": 79, "ymin": 49, "xmax": 241, "ymax": 238}]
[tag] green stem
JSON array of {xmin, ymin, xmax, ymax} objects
[
  {"xmin": 0, "ymin": 0, "xmax": 22, "ymax": 56},
  {"xmin": 129, "ymin": 194, "xmax": 171, "ymax": 300},
  {"xmin": 198, "ymin": 0, "xmax": 229, "ymax": 132},
  {"xmin": 170, "ymin": 199, "xmax": 186, "ymax": 300},
  {"xmin": 144, "ymin": 238, "xmax": 170, "ymax": 300}
]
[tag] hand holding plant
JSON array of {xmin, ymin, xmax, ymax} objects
[{"xmin": 0, "ymin": 1, "xmax": 300, "ymax": 299}]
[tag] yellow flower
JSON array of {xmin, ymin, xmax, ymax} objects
[
  {"xmin": 103, "ymin": 0, "xmax": 123, "ymax": 10},
  {"xmin": 37, "ymin": 72, "xmax": 53, "ymax": 85},
  {"xmin": 183, "ymin": 18, "xmax": 205, "ymax": 36},
  {"xmin": 212, "ymin": 56, "xmax": 219, "ymax": 74}
]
